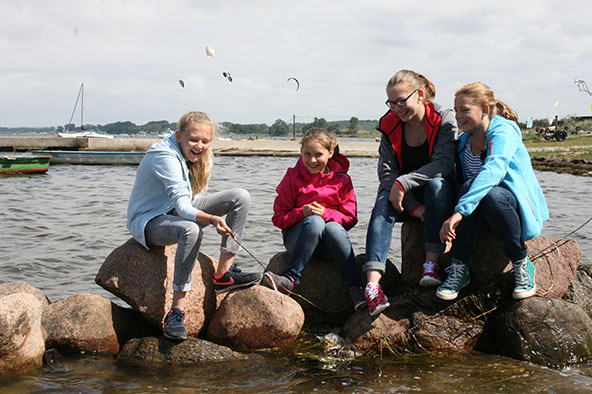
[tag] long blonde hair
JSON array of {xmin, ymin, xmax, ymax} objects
[
  {"xmin": 300, "ymin": 127, "xmax": 340, "ymax": 156},
  {"xmin": 178, "ymin": 111, "xmax": 215, "ymax": 195},
  {"xmin": 387, "ymin": 69, "xmax": 436, "ymax": 102},
  {"xmin": 455, "ymin": 82, "xmax": 518, "ymax": 123}
]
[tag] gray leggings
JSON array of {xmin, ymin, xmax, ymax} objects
[{"xmin": 145, "ymin": 188, "xmax": 250, "ymax": 292}]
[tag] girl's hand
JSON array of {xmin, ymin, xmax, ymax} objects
[
  {"xmin": 440, "ymin": 212, "xmax": 463, "ymax": 243},
  {"xmin": 209, "ymin": 215, "xmax": 232, "ymax": 236},
  {"xmin": 303, "ymin": 201, "xmax": 325, "ymax": 217},
  {"xmin": 389, "ymin": 183, "xmax": 404, "ymax": 213},
  {"xmin": 411, "ymin": 204, "xmax": 425, "ymax": 222}
]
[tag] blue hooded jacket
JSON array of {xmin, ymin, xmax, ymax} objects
[
  {"xmin": 127, "ymin": 133, "xmax": 204, "ymax": 248},
  {"xmin": 456, "ymin": 116, "xmax": 549, "ymax": 241}
]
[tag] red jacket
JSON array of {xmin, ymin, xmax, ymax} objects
[
  {"xmin": 377, "ymin": 102, "xmax": 442, "ymax": 170},
  {"xmin": 272, "ymin": 153, "xmax": 357, "ymax": 231}
]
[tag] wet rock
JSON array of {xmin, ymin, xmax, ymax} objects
[
  {"xmin": 340, "ymin": 295, "xmax": 412, "ymax": 349},
  {"xmin": 0, "ymin": 293, "xmax": 46, "ymax": 375},
  {"xmin": 491, "ymin": 297, "xmax": 592, "ymax": 368},
  {"xmin": 207, "ymin": 285, "xmax": 304, "ymax": 350},
  {"xmin": 0, "ymin": 281, "xmax": 50, "ymax": 307},
  {"xmin": 95, "ymin": 238, "xmax": 218, "ymax": 337},
  {"xmin": 118, "ymin": 336, "xmax": 246, "ymax": 367},
  {"xmin": 42, "ymin": 293, "xmax": 158, "ymax": 355},
  {"xmin": 265, "ymin": 252, "xmax": 399, "ymax": 325},
  {"xmin": 562, "ymin": 264, "xmax": 592, "ymax": 318},
  {"xmin": 401, "ymin": 221, "xmax": 580, "ymax": 299}
]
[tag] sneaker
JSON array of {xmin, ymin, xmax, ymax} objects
[
  {"xmin": 365, "ymin": 282, "xmax": 390, "ymax": 317},
  {"xmin": 163, "ymin": 308, "xmax": 187, "ymax": 340},
  {"xmin": 349, "ymin": 286, "xmax": 367, "ymax": 311},
  {"xmin": 260, "ymin": 272, "xmax": 294, "ymax": 295},
  {"xmin": 213, "ymin": 265, "xmax": 261, "ymax": 294},
  {"xmin": 419, "ymin": 261, "xmax": 442, "ymax": 287},
  {"xmin": 436, "ymin": 260, "xmax": 471, "ymax": 301},
  {"xmin": 512, "ymin": 257, "xmax": 536, "ymax": 299}
]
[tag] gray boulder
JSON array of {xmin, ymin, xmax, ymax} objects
[
  {"xmin": 0, "ymin": 293, "xmax": 46, "ymax": 374},
  {"xmin": 207, "ymin": 285, "xmax": 304, "ymax": 350},
  {"xmin": 42, "ymin": 293, "xmax": 157, "ymax": 354},
  {"xmin": 563, "ymin": 263, "xmax": 592, "ymax": 317},
  {"xmin": 491, "ymin": 297, "xmax": 592, "ymax": 368},
  {"xmin": 96, "ymin": 238, "xmax": 218, "ymax": 337},
  {"xmin": 0, "ymin": 281, "xmax": 50, "ymax": 307},
  {"xmin": 118, "ymin": 336, "xmax": 247, "ymax": 367}
]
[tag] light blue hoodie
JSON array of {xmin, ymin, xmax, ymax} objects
[
  {"xmin": 127, "ymin": 134, "xmax": 203, "ymax": 249},
  {"xmin": 456, "ymin": 116, "xmax": 549, "ymax": 241}
]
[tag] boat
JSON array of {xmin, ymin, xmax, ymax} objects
[
  {"xmin": 0, "ymin": 155, "xmax": 51, "ymax": 175},
  {"xmin": 58, "ymin": 83, "xmax": 113, "ymax": 139},
  {"xmin": 32, "ymin": 150, "xmax": 145, "ymax": 165}
]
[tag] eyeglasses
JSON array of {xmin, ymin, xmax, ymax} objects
[{"xmin": 385, "ymin": 89, "xmax": 418, "ymax": 108}]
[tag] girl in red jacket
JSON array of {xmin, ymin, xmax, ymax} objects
[{"xmin": 261, "ymin": 128, "xmax": 366, "ymax": 310}]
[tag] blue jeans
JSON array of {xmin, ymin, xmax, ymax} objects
[
  {"xmin": 451, "ymin": 182, "xmax": 527, "ymax": 264},
  {"xmin": 145, "ymin": 188, "xmax": 250, "ymax": 292},
  {"xmin": 364, "ymin": 178, "xmax": 455, "ymax": 274},
  {"xmin": 281, "ymin": 215, "xmax": 361, "ymax": 288}
]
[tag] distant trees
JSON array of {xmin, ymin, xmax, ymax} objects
[
  {"xmin": 349, "ymin": 116, "xmax": 359, "ymax": 131},
  {"xmin": 269, "ymin": 119, "xmax": 290, "ymax": 136}
]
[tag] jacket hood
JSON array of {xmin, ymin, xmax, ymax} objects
[{"xmin": 295, "ymin": 152, "xmax": 350, "ymax": 181}]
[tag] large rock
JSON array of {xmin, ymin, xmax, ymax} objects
[
  {"xmin": 95, "ymin": 238, "xmax": 218, "ymax": 337},
  {"xmin": 401, "ymin": 221, "xmax": 581, "ymax": 298},
  {"xmin": 0, "ymin": 282, "xmax": 50, "ymax": 307},
  {"xmin": 563, "ymin": 264, "xmax": 592, "ymax": 317},
  {"xmin": 0, "ymin": 293, "xmax": 46, "ymax": 375},
  {"xmin": 207, "ymin": 285, "xmax": 304, "ymax": 350},
  {"xmin": 265, "ymin": 252, "xmax": 399, "ymax": 324},
  {"xmin": 491, "ymin": 297, "xmax": 592, "ymax": 368},
  {"xmin": 42, "ymin": 293, "xmax": 157, "ymax": 354},
  {"xmin": 118, "ymin": 336, "xmax": 247, "ymax": 367}
]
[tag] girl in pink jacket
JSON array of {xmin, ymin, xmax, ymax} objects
[{"xmin": 261, "ymin": 128, "xmax": 366, "ymax": 310}]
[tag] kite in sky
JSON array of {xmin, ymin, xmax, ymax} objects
[
  {"xmin": 222, "ymin": 72, "xmax": 232, "ymax": 82},
  {"xmin": 287, "ymin": 77, "xmax": 300, "ymax": 91},
  {"xmin": 178, "ymin": 79, "xmax": 185, "ymax": 88},
  {"xmin": 206, "ymin": 46, "xmax": 215, "ymax": 58}
]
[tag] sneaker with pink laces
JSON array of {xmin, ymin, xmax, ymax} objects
[
  {"xmin": 365, "ymin": 282, "xmax": 390, "ymax": 317},
  {"xmin": 419, "ymin": 261, "xmax": 442, "ymax": 287}
]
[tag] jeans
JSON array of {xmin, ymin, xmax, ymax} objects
[
  {"xmin": 451, "ymin": 182, "xmax": 527, "ymax": 264},
  {"xmin": 364, "ymin": 177, "xmax": 455, "ymax": 274},
  {"xmin": 145, "ymin": 188, "xmax": 250, "ymax": 292},
  {"xmin": 281, "ymin": 215, "xmax": 361, "ymax": 288}
]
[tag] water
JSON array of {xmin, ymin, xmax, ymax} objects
[{"xmin": 1, "ymin": 157, "xmax": 592, "ymax": 391}]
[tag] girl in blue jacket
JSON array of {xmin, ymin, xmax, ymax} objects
[
  {"xmin": 127, "ymin": 111, "xmax": 260, "ymax": 340},
  {"xmin": 438, "ymin": 82, "xmax": 549, "ymax": 301}
]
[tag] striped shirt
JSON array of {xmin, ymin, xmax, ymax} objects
[{"xmin": 464, "ymin": 138, "xmax": 484, "ymax": 181}]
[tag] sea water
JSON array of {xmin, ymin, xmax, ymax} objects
[{"xmin": 1, "ymin": 156, "xmax": 592, "ymax": 391}]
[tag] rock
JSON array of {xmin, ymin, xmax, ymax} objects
[
  {"xmin": 42, "ymin": 293, "xmax": 158, "ymax": 355},
  {"xmin": 118, "ymin": 336, "xmax": 247, "ymax": 367},
  {"xmin": 207, "ymin": 285, "xmax": 304, "ymax": 350},
  {"xmin": 95, "ymin": 238, "xmax": 218, "ymax": 337},
  {"xmin": 490, "ymin": 297, "xmax": 592, "ymax": 368},
  {"xmin": 0, "ymin": 293, "xmax": 46, "ymax": 375},
  {"xmin": 340, "ymin": 295, "xmax": 412, "ymax": 349},
  {"xmin": 401, "ymin": 221, "xmax": 581, "ymax": 298},
  {"xmin": 0, "ymin": 281, "xmax": 50, "ymax": 307},
  {"xmin": 563, "ymin": 264, "xmax": 592, "ymax": 317},
  {"xmin": 265, "ymin": 252, "xmax": 399, "ymax": 324}
]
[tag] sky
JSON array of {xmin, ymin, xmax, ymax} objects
[{"xmin": 1, "ymin": 0, "xmax": 592, "ymax": 128}]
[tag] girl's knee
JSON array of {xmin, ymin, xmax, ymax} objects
[
  {"xmin": 181, "ymin": 222, "xmax": 201, "ymax": 244},
  {"xmin": 303, "ymin": 215, "xmax": 326, "ymax": 233},
  {"xmin": 233, "ymin": 187, "xmax": 251, "ymax": 207}
]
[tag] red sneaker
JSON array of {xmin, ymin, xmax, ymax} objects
[
  {"xmin": 365, "ymin": 282, "xmax": 390, "ymax": 317},
  {"xmin": 419, "ymin": 261, "xmax": 442, "ymax": 287}
]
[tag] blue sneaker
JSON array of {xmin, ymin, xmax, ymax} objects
[
  {"xmin": 436, "ymin": 260, "xmax": 471, "ymax": 301},
  {"xmin": 213, "ymin": 265, "xmax": 261, "ymax": 294},
  {"xmin": 163, "ymin": 308, "xmax": 187, "ymax": 340},
  {"xmin": 512, "ymin": 257, "xmax": 536, "ymax": 299}
]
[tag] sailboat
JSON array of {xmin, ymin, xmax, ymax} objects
[{"xmin": 58, "ymin": 83, "xmax": 113, "ymax": 138}]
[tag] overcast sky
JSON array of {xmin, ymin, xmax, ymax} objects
[{"xmin": 2, "ymin": 0, "xmax": 591, "ymax": 128}]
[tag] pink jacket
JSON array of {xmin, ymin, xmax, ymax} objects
[{"xmin": 272, "ymin": 153, "xmax": 358, "ymax": 231}]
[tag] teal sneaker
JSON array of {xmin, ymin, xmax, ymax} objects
[
  {"xmin": 436, "ymin": 260, "xmax": 471, "ymax": 301},
  {"xmin": 512, "ymin": 257, "xmax": 536, "ymax": 299}
]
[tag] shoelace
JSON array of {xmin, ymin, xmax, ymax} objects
[
  {"xmin": 423, "ymin": 261, "xmax": 437, "ymax": 274},
  {"xmin": 167, "ymin": 310, "xmax": 184, "ymax": 326},
  {"xmin": 443, "ymin": 264, "xmax": 466, "ymax": 287},
  {"xmin": 514, "ymin": 263, "xmax": 531, "ymax": 288}
]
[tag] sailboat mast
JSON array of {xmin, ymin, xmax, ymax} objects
[{"xmin": 80, "ymin": 83, "xmax": 84, "ymax": 130}]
